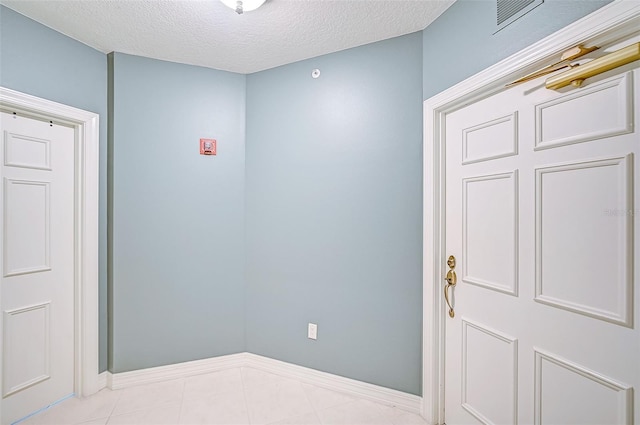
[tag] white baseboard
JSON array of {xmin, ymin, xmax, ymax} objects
[
  {"xmin": 105, "ymin": 352, "xmax": 422, "ymax": 414},
  {"xmin": 244, "ymin": 353, "xmax": 422, "ymax": 414},
  {"xmin": 97, "ymin": 371, "xmax": 108, "ymax": 391},
  {"xmin": 107, "ymin": 353, "xmax": 247, "ymax": 390}
]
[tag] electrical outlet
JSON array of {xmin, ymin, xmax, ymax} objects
[{"xmin": 308, "ymin": 323, "xmax": 318, "ymax": 340}]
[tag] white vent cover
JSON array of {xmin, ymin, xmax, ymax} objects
[{"xmin": 495, "ymin": 0, "xmax": 543, "ymax": 32}]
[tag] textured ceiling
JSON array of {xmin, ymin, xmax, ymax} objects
[{"xmin": 1, "ymin": 0, "xmax": 455, "ymax": 74}]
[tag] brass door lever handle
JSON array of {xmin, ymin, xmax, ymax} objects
[{"xmin": 444, "ymin": 255, "xmax": 457, "ymax": 318}]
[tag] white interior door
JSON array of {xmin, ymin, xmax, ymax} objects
[
  {"xmin": 0, "ymin": 111, "xmax": 75, "ymax": 424},
  {"xmin": 443, "ymin": 36, "xmax": 639, "ymax": 424}
]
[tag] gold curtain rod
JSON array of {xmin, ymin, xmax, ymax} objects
[{"xmin": 545, "ymin": 42, "xmax": 640, "ymax": 90}]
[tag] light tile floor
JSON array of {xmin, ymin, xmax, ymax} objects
[{"xmin": 19, "ymin": 367, "xmax": 428, "ymax": 425}]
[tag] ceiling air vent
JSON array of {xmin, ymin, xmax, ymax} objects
[{"xmin": 495, "ymin": 0, "xmax": 543, "ymax": 33}]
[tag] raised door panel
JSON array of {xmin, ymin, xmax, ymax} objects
[
  {"xmin": 462, "ymin": 320, "xmax": 518, "ymax": 425},
  {"xmin": 3, "ymin": 132, "xmax": 51, "ymax": 171},
  {"xmin": 463, "ymin": 171, "xmax": 519, "ymax": 295},
  {"xmin": 535, "ymin": 73, "xmax": 633, "ymax": 150},
  {"xmin": 535, "ymin": 155, "xmax": 633, "ymax": 325},
  {"xmin": 2, "ymin": 303, "xmax": 51, "ymax": 397},
  {"xmin": 534, "ymin": 350, "xmax": 632, "ymax": 425},
  {"xmin": 3, "ymin": 179, "xmax": 51, "ymax": 277},
  {"xmin": 462, "ymin": 113, "xmax": 519, "ymax": 164}
]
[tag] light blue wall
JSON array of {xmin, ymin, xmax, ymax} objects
[
  {"xmin": 109, "ymin": 53, "xmax": 246, "ymax": 372},
  {"xmin": 423, "ymin": 0, "xmax": 612, "ymax": 99},
  {"xmin": 245, "ymin": 33, "xmax": 424, "ymax": 395},
  {"xmin": 0, "ymin": 5, "xmax": 109, "ymax": 372}
]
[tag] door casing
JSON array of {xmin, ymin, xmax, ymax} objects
[
  {"xmin": 0, "ymin": 87, "xmax": 100, "ymax": 414},
  {"xmin": 421, "ymin": 2, "xmax": 640, "ymax": 423}
]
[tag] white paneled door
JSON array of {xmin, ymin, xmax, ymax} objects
[
  {"xmin": 443, "ymin": 37, "xmax": 639, "ymax": 424},
  {"xmin": 0, "ymin": 111, "xmax": 75, "ymax": 424}
]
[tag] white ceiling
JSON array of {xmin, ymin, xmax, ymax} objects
[{"xmin": 1, "ymin": 0, "xmax": 455, "ymax": 74}]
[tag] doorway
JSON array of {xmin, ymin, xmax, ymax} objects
[{"xmin": 0, "ymin": 88, "xmax": 100, "ymax": 425}]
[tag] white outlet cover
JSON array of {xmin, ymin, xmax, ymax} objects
[{"xmin": 308, "ymin": 323, "xmax": 318, "ymax": 340}]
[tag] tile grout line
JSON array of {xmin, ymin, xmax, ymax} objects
[
  {"xmin": 177, "ymin": 377, "xmax": 187, "ymax": 425},
  {"xmin": 239, "ymin": 367, "xmax": 254, "ymax": 425},
  {"xmin": 106, "ymin": 378, "xmax": 187, "ymax": 421},
  {"xmin": 104, "ymin": 387, "xmax": 124, "ymax": 424},
  {"xmin": 298, "ymin": 378, "xmax": 323, "ymax": 425}
]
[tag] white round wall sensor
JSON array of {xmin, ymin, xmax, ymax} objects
[{"xmin": 311, "ymin": 69, "xmax": 321, "ymax": 79}]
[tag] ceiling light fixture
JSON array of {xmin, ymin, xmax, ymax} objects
[{"xmin": 220, "ymin": 0, "xmax": 266, "ymax": 14}]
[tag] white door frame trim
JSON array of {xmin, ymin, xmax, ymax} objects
[
  {"xmin": 0, "ymin": 87, "xmax": 100, "ymax": 398},
  {"xmin": 421, "ymin": 2, "xmax": 640, "ymax": 423}
]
